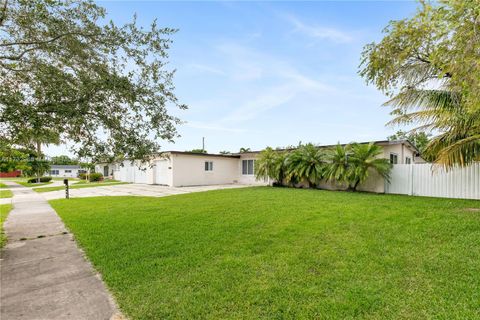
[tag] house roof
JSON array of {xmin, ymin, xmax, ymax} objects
[
  {"xmin": 96, "ymin": 140, "xmax": 421, "ymax": 164},
  {"xmin": 50, "ymin": 165, "xmax": 81, "ymax": 169},
  {"xmin": 232, "ymin": 140, "xmax": 421, "ymax": 155},
  {"xmin": 164, "ymin": 151, "xmax": 240, "ymax": 158}
]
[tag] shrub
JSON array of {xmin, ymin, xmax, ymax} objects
[
  {"xmin": 89, "ymin": 173, "xmax": 103, "ymax": 182},
  {"xmin": 78, "ymin": 173, "xmax": 87, "ymax": 180},
  {"xmin": 27, "ymin": 176, "xmax": 52, "ymax": 183}
]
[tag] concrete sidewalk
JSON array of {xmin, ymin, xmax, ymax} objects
[
  {"xmin": 0, "ymin": 182, "xmax": 122, "ymax": 320},
  {"xmin": 41, "ymin": 183, "xmax": 249, "ymax": 200}
]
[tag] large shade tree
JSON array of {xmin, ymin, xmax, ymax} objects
[
  {"xmin": 360, "ymin": 0, "xmax": 480, "ymax": 167},
  {"xmin": 0, "ymin": 0, "xmax": 186, "ymax": 162}
]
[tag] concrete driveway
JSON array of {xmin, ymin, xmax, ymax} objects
[{"xmin": 41, "ymin": 183, "xmax": 250, "ymax": 200}]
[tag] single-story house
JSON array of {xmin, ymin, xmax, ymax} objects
[
  {"xmin": 49, "ymin": 165, "xmax": 85, "ymax": 178},
  {"xmin": 95, "ymin": 140, "xmax": 421, "ymax": 193}
]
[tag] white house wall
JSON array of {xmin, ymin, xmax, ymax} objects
[
  {"xmin": 170, "ymin": 154, "xmax": 239, "ymax": 187},
  {"xmin": 237, "ymin": 153, "xmax": 268, "ymax": 185},
  {"xmin": 49, "ymin": 169, "xmax": 80, "ymax": 178},
  {"xmin": 381, "ymin": 144, "xmax": 416, "ymax": 164},
  {"xmin": 99, "ymin": 142, "xmax": 420, "ymax": 193}
]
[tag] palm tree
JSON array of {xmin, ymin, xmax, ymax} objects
[
  {"xmin": 239, "ymin": 147, "xmax": 251, "ymax": 153},
  {"xmin": 285, "ymin": 143, "xmax": 325, "ymax": 188},
  {"xmin": 15, "ymin": 128, "xmax": 60, "ymax": 182},
  {"xmin": 386, "ymin": 88, "xmax": 480, "ymax": 167},
  {"xmin": 324, "ymin": 143, "xmax": 350, "ymax": 184},
  {"xmin": 255, "ymin": 147, "xmax": 288, "ymax": 185},
  {"xmin": 348, "ymin": 143, "xmax": 391, "ymax": 191},
  {"xmin": 255, "ymin": 147, "xmax": 276, "ymax": 184}
]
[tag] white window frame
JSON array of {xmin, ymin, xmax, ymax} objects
[
  {"xmin": 65, "ymin": 169, "xmax": 72, "ymax": 173},
  {"xmin": 50, "ymin": 169, "xmax": 59, "ymax": 175},
  {"xmin": 204, "ymin": 161, "xmax": 213, "ymax": 171},
  {"xmin": 390, "ymin": 153, "xmax": 398, "ymax": 164},
  {"xmin": 405, "ymin": 157, "xmax": 411, "ymax": 164},
  {"xmin": 242, "ymin": 159, "xmax": 255, "ymax": 175}
]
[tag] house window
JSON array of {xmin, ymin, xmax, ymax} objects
[
  {"xmin": 205, "ymin": 161, "xmax": 213, "ymax": 171},
  {"xmin": 65, "ymin": 170, "xmax": 72, "ymax": 173},
  {"xmin": 405, "ymin": 157, "xmax": 411, "ymax": 164},
  {"xmin": 50, "ymin": 170, "xmax": 59, "ymax": 175},
  {"xmin": 390, "ymin": 153, "xmax": 398, "ymax": 164},
  {"xmin": 242, "ymin": 159, "xmax": 255, "ymax": 175}
]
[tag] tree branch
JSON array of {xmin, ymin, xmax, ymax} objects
[
  {"xmin": 0, "ymin": 30, "xmax": 102, "ymax": 50},
  {"xmin": 0, "ymin": 0, "xmax": 7, "ymax": 27}
]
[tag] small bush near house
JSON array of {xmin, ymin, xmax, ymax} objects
[
  {"xmin": 89, "ymin": 173, "xmax": 103, "ymax": 182},
  {"xmin": 78, "ymin": 173, "xmax": 87, "ymax": 180},
  {"xmin": 27, "ymin": 176, "xmax": 52, "ymax": 183}
]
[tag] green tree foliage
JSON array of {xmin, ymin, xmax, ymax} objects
[
  {"xmin": 387, "ymin": 130, "xmax": 431, "ymax": 155},
  {"xmin": 256, "ymin": 143, "xmax": 392, "ymax": 192},
  {"xmin": 239, "ymin": 147, "xmax": 251, "ymax": 153},
  {"xmin": 189, "ymin": 149, "xmax": 207, "ymax": 154},
  {"xmin": 359, "ymin": 0, "xmax": 480, "ymax": 167},
  {"xmin": 19, "ymin": 148, "xmax": 50, "ymax": 178},
  {"xmin": 323, "ymin": 144, "xmax": 350, "ymax": 184},
  {"xmin": 50, "ymin": 155, "xmax": 78, "ymax": 165},
  {"xmin": 15, "ymin": 128, "xmax": 60, "ymax": 156},
  {"xmin": 0, "ymin": 0, "xmax": 186, "ymax": 162},
  {"xmin": 0, "ymin": 143, "xmax": 30, "ymax": 173},
  {"xmin": 255, "ymin": 147, "xmax": 288, "ymax": 184},
  {"xmin": 284, "ymin": 144, "xmax": 325, "ymax": 188},
  {"xmin": 347, "ymin": 143, "xmax": 391, "ymax": 191}
]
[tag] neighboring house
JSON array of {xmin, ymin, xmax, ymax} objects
[
  {"xmin": 49, "ymin": 165, "xmax": 85, "ymax": 178},
  {"xmin": 95, "ymin": 140, "xmax": 421, "ymax": 193}
]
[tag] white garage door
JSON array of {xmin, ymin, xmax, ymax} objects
[
  {"xmin": 117, "ymin": 162, "xmax": 148, "ymax": 184},
  {"xmin": 117, "ymin": 164, "xmax": 130, "ymax": 182},
  {"xmin": 155, "ymin": 160, "xmax": 170, "ymax": 185},
  {"xmin": 133, "ymin": 165, "xmax": 148, "ymax": 184}
]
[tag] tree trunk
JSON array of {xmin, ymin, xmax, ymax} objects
[
  {"xmin": 352, "ymin": 179, "xmax": 360, "ymax": 191},
  {"xmin": 36, "ymin": 141, "xmax": 41, "ymax": 183}
]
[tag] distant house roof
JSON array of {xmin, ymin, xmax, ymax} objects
[{"xmin": 50, "ymin": 165, "xmax": 81, "ymax": 169}]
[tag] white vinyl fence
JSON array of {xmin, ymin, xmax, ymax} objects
[{"xmin": 385, "ymin": 163, "xmax": 480, "ymax": 200}]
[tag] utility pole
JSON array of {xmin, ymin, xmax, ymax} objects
[{"xmin": 202, "ymin": 137, "xmax": 205, "ymax": 152}]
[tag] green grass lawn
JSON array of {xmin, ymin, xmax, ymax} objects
[
  {"xmin": 36, "ymin": 181, "xmax": 129, "ymax": 193},
  {"xmin": 0, "ymin": 177, "xmax": 27, "ymax": 182},
  {"xmin": 73, "ymin": 179, "xmax": 121, "ymax": 185},
  {"xmin": 1, "ymin": 204, "xmax": 12, "ymax": 248},
  {"xmin": 50, "ymin": 187, "xmax": 480, "ymax": 319},
  {"xmin": 0, "ymin": 183, "xmax": 12, "ymax": 198}
]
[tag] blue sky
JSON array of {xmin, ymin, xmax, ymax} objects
[{"xmin": 47, "ymin": 0, "xmax": 419, "ymax": 156}]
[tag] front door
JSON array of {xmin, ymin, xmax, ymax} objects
[{"xmin": 103, "ymin": 165, "xmax": 109, "ymax": 177}]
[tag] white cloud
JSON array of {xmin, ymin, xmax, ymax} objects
[
  {"xmin": 185, "ymin": 120, "xmax": 246, "ymax": 133},
  {"xmin": 211, "ymin": 42, "xmax": 335, "ymax": 124},
  {"xmin": 283, "ymin": 14, "xmax": 352, "ymax": 43},
  {"xmin": 187, "ymin": 63, "xmax": 226, "ymax": 76}
]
